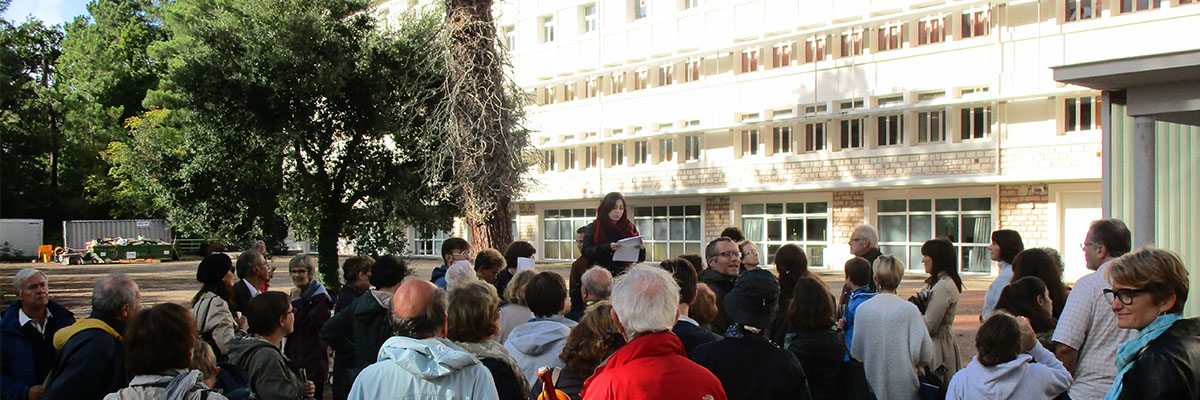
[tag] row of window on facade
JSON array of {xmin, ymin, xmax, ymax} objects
[
  {"xmin": 534, "ymin": 196, "xmax": 997, "ymax": 272},
  {"xmin": 531, "ymin": 9, "xmax": 991, "ymax": 106},
  {"xmin": 507, "ymin": 0, "xmax": 1191, "ymax": 54},
  {"xmin": 1065, "ymin": 0, "xmax": 1192, "ymax": 21},
  {"xmin": 535, "ymin": 95, "xmax": 1100, "ymax": 172}
]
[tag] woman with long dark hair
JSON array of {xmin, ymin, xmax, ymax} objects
[
  {"xmin": 581, "ymin": 192, "xmax": 645, "ymax": 275},
  {"xmin": 1011, "ymin": 248, "xmax": 1068, "ymax": 319},
  {"xmin": 917, "ymin": 238, "xmax": 963, "ymax": 387},
  {"xmin": 982, "ymin": 229, "xmax": 1024, "ymax": 319},
  {"xmin": 192, "ymin": 254, "xmax": 245, "ymax": 361},
  {"xmin": 784, "ymin": 276, "xmax": 843, "ymax": 400},
  {"xmin": 995, "ymin": 276, "xmax": 1057, "ymax": 350},
  {"xmin": 770, "ymin": 244, "xmax": 812, "ymax": 344}
]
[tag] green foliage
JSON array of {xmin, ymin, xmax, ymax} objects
[
  {"xmin": 0, "ymin": 16, "xmax": 65, "ymax": 224},
  {"xmin": 57, "ymin": 0, "xmax": 168, "ymax": 218},
  {"xmin": 126, "ymin": 0, "xmax": 459, "ymax": 286}
]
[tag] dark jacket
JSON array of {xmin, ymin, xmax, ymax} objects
[
  {"xmin": 672, "ymin": 320, "xmax": 720, "ymax": 357},
  {"xmin": 284, "ymin": 282, "xmax": 332, "ymax": 395},
  {"xmin": 568, "ymin": 255, "xmax": 591, "ymax": 316},
  {"xmin": 1, "ymin": 301, "xmax": 75, "ymax": 400},
  {"xmin": 691, "ymin": 329, "xmax": 811, "ymax": 400},
  {"xmin": 786, "ymin": 329, "xmax": 846, "ymax": 400},
  {"xmin": 479, "ymin": 358, "xmax": 526, "ymax": 400},
  {"xmin": 231, "ymin": 279, "xmax": 254, "ymax": 315},
  {"xmin": 430, "ymin": 264, "xmax": 450, "ymax": 289},
  {"xmin": 494, "ymin": 269, "xmax": 515, "ymax": 302},
  {"xmin": 580, "ymin": 223, "xmax": 644, "ymax": 276},
  {"xmin": 43, "ymin": 312, "xmax": 130, "ymax": 400},
  {"xmin": 1117, "ymin": 317, "xmax": 1200, "ymax": 400},
  {"xmin": 698, "ymin": 268, "xmax": 737, "ymax": 335},
  {"xmin": 334, "ymin": 285, "xmax": 366, "ymax": 313},
  {"xmin": 319, "ymin": 290, "xmax": 393, "ymax": 378}
]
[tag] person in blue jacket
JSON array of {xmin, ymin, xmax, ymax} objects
[{"xmin": 1, "ymin": 268, "xmax": 76, "ymax": 400}]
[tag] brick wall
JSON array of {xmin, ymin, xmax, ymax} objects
[
  {"xmin": 704, "ymin": 196, "xmax": 731, "ymax": 243},
  {"xmin": 1000, "ymin": 143, "xmax": 1101, "ymax": 176},
  {"xmin": 832, "ymin": 190, "xmax": 865, "ymax": 244},
  {"xmin": 998, "ymin": 184, "xmax": 1051, "ymax": 248},
  {"xmin": 516, "ymin": 203, "xmax": 538, "ymax": 241}
]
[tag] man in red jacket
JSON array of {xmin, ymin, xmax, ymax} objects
[{"xmin": 581, "ymin": 265, "xmax": 727, "ymax": 400}]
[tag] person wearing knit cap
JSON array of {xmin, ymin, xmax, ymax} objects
[
  {"xmin": 690, "ymin": 268, "xmax": 812, "ymax": 400},
  {"xmin": 191, "ymin": 254, "xmax": 246, "ymax": 360}
]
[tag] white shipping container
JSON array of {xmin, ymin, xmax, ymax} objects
[{"xmin": 0, "ymin": 219, "xmax": 44, "ymax": 259}]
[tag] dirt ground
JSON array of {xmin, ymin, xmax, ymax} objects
[{"xmin": 1, "ymin": 255, "xmax": 991, "ymax": 361}]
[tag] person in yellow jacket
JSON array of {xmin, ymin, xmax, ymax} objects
[{"xmin": 43, "ymin": 274, "xmax": 142, "ymax": 400}]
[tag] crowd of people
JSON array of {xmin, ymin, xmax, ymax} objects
[{"xmin": 2, "ymin": 191, "xmax": 1197, "ymax": 400}]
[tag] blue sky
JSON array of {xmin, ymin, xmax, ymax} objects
[{"xmin": 3, "ymin": 0, "xmax": 91, "ymax": 26}]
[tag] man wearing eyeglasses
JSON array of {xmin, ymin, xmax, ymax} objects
[
  {"xmin": 1051, "ymin": 218, "xmax": 1136, "ymax": 400},
  {"xmin": 430, "ymin": 238, "xmax": 471, "ymax": 290},
  {"xmin": 699, "ymin": 237, "xmax": 741, "ymax": 335},
  {"xmin": 232, "ymin": 250, "xmax": 274, "ymax": 314}
]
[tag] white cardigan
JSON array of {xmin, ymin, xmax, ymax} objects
[{"xmin": 850, "ymin": 293, "xmax": 934, "ymax": 400}]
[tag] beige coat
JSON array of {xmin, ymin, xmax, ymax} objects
[
  {"xmin": 923, "ymin": 274, "xmax": 963, "ymax": 382},
  {"xmin": 192, "ymin": 291, "xmax": 239, "ymax": 356}
]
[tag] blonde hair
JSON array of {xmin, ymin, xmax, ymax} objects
[
  {"xmin": 192, "ymin": 341, "xmax": 218, "ymax": 380},
  {"xmin": 1106, "ymin": 246, "xmax": 1189, "ymax": 314},
  {"xmin": 504, "ymin": 269, "xmax": 538, "ymax": 305},
  {"xmin": 872, "ymin": 254, "xmax": 906, "ymax": 291}
]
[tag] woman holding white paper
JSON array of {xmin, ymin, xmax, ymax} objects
[{"xmin": 582, "ymin": 192, "xmax": 645, "ymax": 276}]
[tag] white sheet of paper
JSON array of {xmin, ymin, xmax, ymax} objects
[
  {"xmin": 516, "ymin": 257, "xmax": 536, "ymax": 271},
  {"xmin": 613, "ymin": 235, "xmax": 643, "ymax": 262}
]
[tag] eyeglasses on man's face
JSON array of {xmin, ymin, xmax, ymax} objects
[
  {"xmin": 1103, "ymin": 287, "xmax": 1150, "ymax": 306},
  {"xmin": 717, "ymin": 251, "xmax": 742, "ymax": 259}
]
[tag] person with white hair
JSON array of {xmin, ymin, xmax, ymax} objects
[
  {"xmin": 565, "ymin": 267, "xmax": 612, "ymax": 321},
  {"xmin": 43, "ymin": 273, "xmax": 142, "ymax": 400},
  {"xmin": 850, "ymin": 255, "xmax": 933, "ymax": 400},
  {"xmin": 839, "ymin": 224, "xmax": 883, "ymax": 311},
  {"xmin": 443, "ymin": 260, "xmax": 477, "ymax": 291},
  {"xmin": 2, "ymin": 268, "xmax": 76, "ymax": 400},
  {"xmin": 580, "ymin": 265, "xmax": 726, "ymax": 400}
]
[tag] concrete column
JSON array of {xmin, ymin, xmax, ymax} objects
[{"xmin": 1132, "ymin": 116, "xmax": 1156, "ymax": 248}]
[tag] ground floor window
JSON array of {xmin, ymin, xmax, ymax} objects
[
  {"xmin": 633, "ymin": 205, "xmax": 703, "ymax": 261},
  {"xmin": 740, "ymin": 202, "xmax": 829, "ymax": 267},
  {"xmin": 544, "ymin": 208, "xmax": 595, "ymax": 260},
  {"xmin": 412, "ymin": 229, "xmax": 450, "ymax": 257},
  {"xmin": 876, "ymin": 197, "xmax": 992, "ymax": 272}
]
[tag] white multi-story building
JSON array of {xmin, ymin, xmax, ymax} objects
[{"xmin": 391, "ymin": 0, "xmax": 1200, "ymax": 280}]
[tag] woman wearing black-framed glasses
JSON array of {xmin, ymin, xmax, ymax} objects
[{"xmin": 1102, "ymin": 247, "xmax": 1199, "ymax": 400}]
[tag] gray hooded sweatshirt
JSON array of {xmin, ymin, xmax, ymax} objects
[
  {"xmin": 945, "ymin": 341, "xmax": 1072, "ymax": 400},
  {"xmin": 502, "ymin": 317, "xmax": 575, "ymax": 385},
  {"xmin": 347, "ymin": 336, "xmax": 497, "ymax": 399}
]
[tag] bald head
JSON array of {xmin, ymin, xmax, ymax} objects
[
  {"xmin": 393, "ymin": 279, "xmax": 437, "ymax": 318},
  {"xmin": 389, "ymin": 279, "xmax": 448, "ymax": 339}
]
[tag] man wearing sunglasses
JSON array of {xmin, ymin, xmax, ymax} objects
[
  {"xmin": 1052, "ymin": 218, "xmax": 1136, "ymax": 400},
  {"xmin": 699, "ymin": 237, "xmax": 742, "ymax": 336}
]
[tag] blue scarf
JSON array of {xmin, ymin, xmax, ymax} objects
[{"xmin": 1104, "ymin": 313, "xmax": 1181, "ymax": 400}]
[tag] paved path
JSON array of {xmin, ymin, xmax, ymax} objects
[{"xmin": 1, "ymin": 257, "xmax": 993, "ymax": 361}]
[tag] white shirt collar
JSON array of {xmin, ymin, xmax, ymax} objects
[
  {"xmin": 244, "ymin": 279, "xmax": 262, "ymax": 297},
  {"xmin": 677, "ymin": 314, "xmax": 700, "ymax": 327},
  {"xmin": 18, "ymin": 307, "xmax": 52, "ymax": 335}
]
